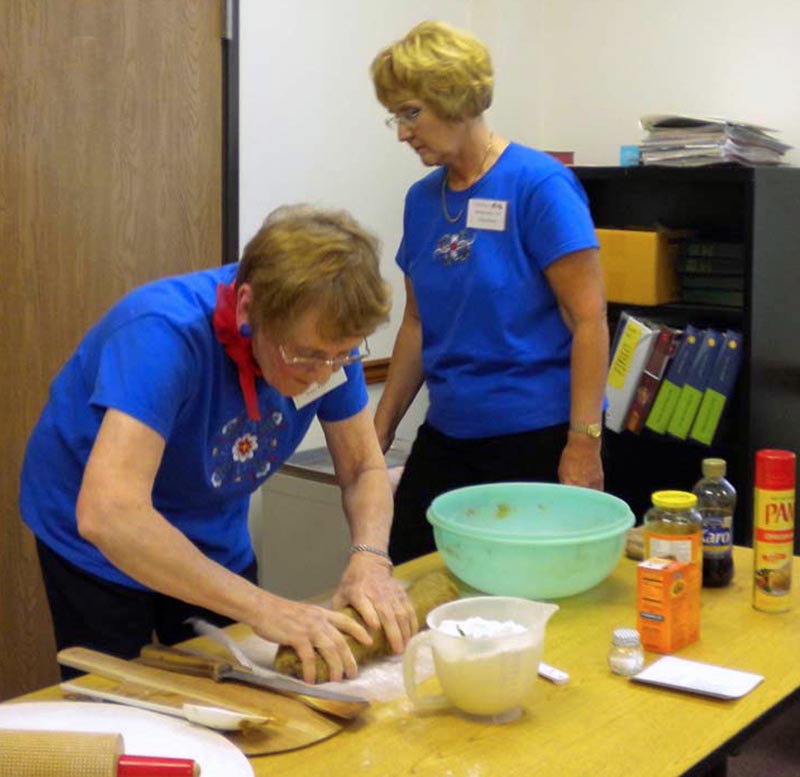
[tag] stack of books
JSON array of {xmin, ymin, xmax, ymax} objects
[
  {"xmin": 677, "ymin": 240, "xmax": 746, "ymax": 308},
  {"xmin": 638, "ymin": 114, "xmax": 792, "ymax": 167},
  {"xmin": 605, "ymin": 312, "xmax": 743, "ymax": 446}
]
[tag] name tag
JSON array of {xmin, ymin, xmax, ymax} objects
[
  {"xmin": 292, "ymin": 368, "xmax": 347, "ymax": 409},
  {"xmin": 466, "ymin": 198, "xmax": 507, "ymax": 231}
]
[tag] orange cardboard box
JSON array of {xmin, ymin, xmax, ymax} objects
[
  {"xmin": 597, "ymin": 228, "xmax": 679, "ymax": 306},
  {"xmin": 637, "ymin": 557, "xmax": 700, "ymax": 653}
]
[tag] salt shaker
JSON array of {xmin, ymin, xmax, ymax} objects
[{"xmin": 608, "ymin": 627, "xmax": 645, "ymax": 676}]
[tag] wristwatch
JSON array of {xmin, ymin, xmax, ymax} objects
[{"xmin": 569, "ymin": 422, "xmax": 602, "ymax": 439}]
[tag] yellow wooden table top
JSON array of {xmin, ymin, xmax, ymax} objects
[{"xmin": 12, "ymin": 547, "xmax": 800, "ymax": 777}]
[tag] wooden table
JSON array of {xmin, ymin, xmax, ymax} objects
[{"xmin": 11, "ymin": 547, "xmax": 800, "ymax": 776}]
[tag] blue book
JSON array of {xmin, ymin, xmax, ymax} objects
[
  {"xmin": 689, "ymin": 330, "xmax": 743, "ymax": 445},
  {"xmin": 644, "ymin": 324, "xmax": 703, "ymax": 434},
  {"xmin": 667, "ymin": 329, "xmax": 723, "ymax": 440}
]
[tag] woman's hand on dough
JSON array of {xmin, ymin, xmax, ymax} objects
[
  {"xmin": 251, "ymin": 596, "xmax": 371, "ymax": 684},
  {"xmin": 333, "ymin": 553, "xmax": 418, "ymax": 654}
]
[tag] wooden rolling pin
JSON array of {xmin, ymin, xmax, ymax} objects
[
  {"xmin": 273, "ymin": 570, "xmax": 460, "ymax": 683},
  {"xmin": 0, "ymin": 730, "xmax": 199, "ymax": 776}
]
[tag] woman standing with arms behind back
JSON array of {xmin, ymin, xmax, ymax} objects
[{"xmin": 370, "ymin": 21, "xmax": 609, "ymax": 564}]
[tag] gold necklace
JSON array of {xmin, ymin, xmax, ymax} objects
[{"xmin": 441, "ymin": 133, "xmax": 495, "ymax": 224}]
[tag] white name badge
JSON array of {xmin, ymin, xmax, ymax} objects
[
  {"xmin": 292, "ymin": 368, "xmax": 347, "ymax": 409},
  {"xmin": 466, "ymin": 198, "xmax": 508, "ymax": 231}
]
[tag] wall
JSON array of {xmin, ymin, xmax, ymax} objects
[
  {"xmin": 240, "ymin": 0, "xmax": 468, "ymax": 363},
  {"xmin": 536, "ymin": 0, "xmax": 800, "ymax": 165},
  {"xmin": 240, "ymin": 0, "xmax": 469, "ymax": 448}
]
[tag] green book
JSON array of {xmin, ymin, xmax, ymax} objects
[
  {"xmin": 667, "ymin": 329, "xmax": 722, "ymax": 440},
  {"xmin": 644, "ymin": 325, "xmax": 702, "ymax": 434}
]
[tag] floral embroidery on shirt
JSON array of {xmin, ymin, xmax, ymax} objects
[
  {"xmin": 210, "ymin": 410, "xmax": 284, "ymax": 488},
  {"xmin": 232, "ymin": 433, "xmax": 258, "ymax": 463},
  {"xmin": 434, "ymin": 230, "xmax": 476, "ymax": 265}
]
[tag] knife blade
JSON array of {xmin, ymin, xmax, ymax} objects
[{"xmin": 139, "ymin": 644, "xmax": 369, "ymax": 707}]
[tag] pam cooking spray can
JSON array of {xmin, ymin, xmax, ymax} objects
[{"xmin": 753, "ymin": 449, "xmax": 795, "ymax": 612}]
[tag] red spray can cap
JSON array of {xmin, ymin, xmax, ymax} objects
[{"xmin": 755, "ymin": 449, "xmax": 796, "ymax": 490}]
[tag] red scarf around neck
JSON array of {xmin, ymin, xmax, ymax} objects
[{"xmin": 213, "ymin": 281, "xmax": 262, "ymax": 421}]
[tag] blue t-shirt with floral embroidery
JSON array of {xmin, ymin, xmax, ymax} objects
[
  {"xmin": 20, "ymin": 264, "xmax": 367, "ymax": 589},
  {"xmin": 398, "ymin": 143, "xmax": 598, "ymax": 438}
]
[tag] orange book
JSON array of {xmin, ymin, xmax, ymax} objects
[{"xmin": 637, "ymin": 557, "xmax": 700, "ymax": 654}]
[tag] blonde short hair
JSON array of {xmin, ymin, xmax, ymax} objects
[
  {"xmin": 237, "ymin": 205, "xmax": 391, "ymax": 340},
  {"xmin": 371, "ymin": 20, "xmax": 493, "ymax": 120}
]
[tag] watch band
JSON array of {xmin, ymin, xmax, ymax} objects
[{"xmin": 569, "ymin": 422, "xmax": 602, "ymax": 438}]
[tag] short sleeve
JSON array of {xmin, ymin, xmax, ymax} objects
[
  {"xmin": 90, "ymin": 316, "xmax": 198, "ymax": 439},
  {"xmin": 316, "ymin": 361, "xmax": 369, "ymax": 422},
  {"xmin": 520, "ymin": 172, "xmax": 599, "ymax": 270}
]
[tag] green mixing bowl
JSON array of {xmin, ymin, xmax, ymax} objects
[{"xmin": 427, "ymin": 482, "xmax": 635, "ymax": 599}]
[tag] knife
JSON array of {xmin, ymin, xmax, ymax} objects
[{"xmin": 139, "ymin": 644, "xmax": 369, "ymax": 710}]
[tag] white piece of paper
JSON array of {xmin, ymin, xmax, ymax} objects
[
  {"xmin": 631, "ymin": 656, "xmax": 764, "ymax": 700},
  {"xmin": 466, "ymin": 198, "xmax": 507, "ymax": 231}
]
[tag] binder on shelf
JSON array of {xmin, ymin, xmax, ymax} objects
[
  {"xmin": 605, "ymin": 312, "xmax": 658, "ymax": 433},
  {"xmin": 689, "ymin": 330, "xmax": 743, "ymax": 446},
  {"xmin": 666, "ymin": 329, "xmax": 723, "ymax": 440},
  {"xmin": 624, "ymin": 324, "xmax": 681, "ymax": 435},
  {"xmin": 644, "ymin": 324, "xmax": 703, "ymax": 435}
]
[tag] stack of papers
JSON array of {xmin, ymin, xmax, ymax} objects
[{"xmin": 639, "ymin": 114, "xmax": 792, "ymax": 167}]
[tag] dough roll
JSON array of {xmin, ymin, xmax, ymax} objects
[{"xmin": 273, "ymin": 570, "xmax": 460, "ymax": 682}]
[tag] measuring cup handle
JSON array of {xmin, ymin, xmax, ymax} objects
[{"xmin": 402, "ymin": 631, "xmax": 449, "ymax": 711}]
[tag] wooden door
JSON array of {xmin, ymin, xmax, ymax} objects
[{"xmin": 0, "ymin": 0, "xmax": 226, "ymax": 699}]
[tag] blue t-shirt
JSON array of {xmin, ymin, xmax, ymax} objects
[
  {"xmin": 398, "ymin": 143, "xmax": 598, "ymax": 438},
  {"xmin": 19, "ymin": 264, "xmax": 368, "ymax": 589}
]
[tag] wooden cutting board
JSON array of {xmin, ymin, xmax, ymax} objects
[{"xmin": 58, "ymin": 648, "xmax": 343, "ymax": 755}]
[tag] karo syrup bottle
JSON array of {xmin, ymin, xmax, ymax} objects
[{"xmin": 693, "ymin": 458, "xmax": 736, "ymax": 587}]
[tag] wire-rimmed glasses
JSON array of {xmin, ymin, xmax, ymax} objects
[
  {"xmin": 279, "ymin": 339, "xmax": 370, "ymax": 371},
  {"xmin": 385, "ymin": 107, "xmax": 422, "ymax": 130}
]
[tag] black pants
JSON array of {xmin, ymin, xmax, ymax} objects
[
  {"xmin": 36, "ymin": 538, "xmax": 258, "ymax": 680},
  {"xmin": 390, "ymin": 421, "xmax": 578, "ymax": 564}
]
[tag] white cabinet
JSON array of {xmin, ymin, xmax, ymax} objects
[
  {"xmin": 249, "ymin": 470, "xmax": 350, "ymax": 600},
  {"xmin": 248, "ymin": 441, "xmax": 410, "ymax": 600}
]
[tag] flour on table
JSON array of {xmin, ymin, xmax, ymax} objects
[{"xmin": 236, "ymin": 631, "xmax": 431, "ymax": 703}]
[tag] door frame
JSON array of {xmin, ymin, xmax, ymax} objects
[{"xmin": 223, "ymin": 0, "xmax": 239, "ymax": 264}]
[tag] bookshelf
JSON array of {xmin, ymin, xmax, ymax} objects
[{"xmin": 573, "ymin": 165, "xmax": 800, "ymax": 549}]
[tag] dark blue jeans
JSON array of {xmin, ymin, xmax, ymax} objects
[{"xmin": 36, "ymin": 538, "xmax": 258, "ymax": 679}]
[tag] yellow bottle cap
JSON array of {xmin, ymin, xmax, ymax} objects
[{"xmin": 651, "ymin": 490, "xmax": 698, "ymax": 510}]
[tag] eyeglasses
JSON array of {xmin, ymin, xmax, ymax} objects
[
  {"xmin": 279, "ymin": 339, "xmax": 370, "ymax": 371},
  {"xmin": 385, "ymin": 107, "xmax": 422, "ymax": 130}
]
